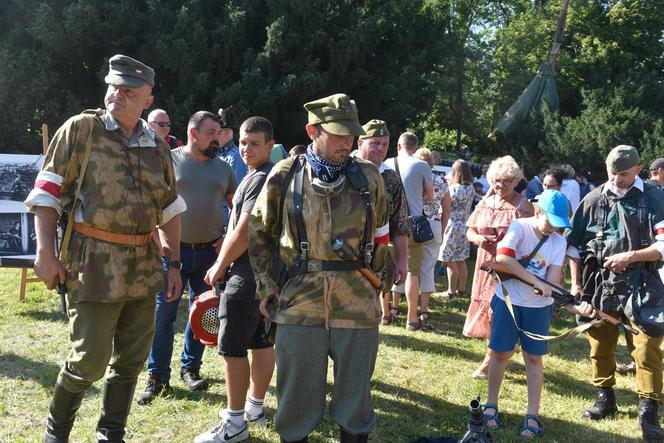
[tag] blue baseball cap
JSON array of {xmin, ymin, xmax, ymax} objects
[{"xmin": 537, "ymin": 190, "xmax": 570, "ymax": 228}]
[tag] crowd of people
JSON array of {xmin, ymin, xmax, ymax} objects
[{"xmin": 25, "ymin": 54, "xmax": 664, "ymax": 443}]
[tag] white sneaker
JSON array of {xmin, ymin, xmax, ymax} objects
[
  {"xmin": 193, "ymin": 419, "xmax": 249, "ymax": 443},
  {"xmin": 218, "ymin": 409, "xmax": 267, "ymax": 428}
]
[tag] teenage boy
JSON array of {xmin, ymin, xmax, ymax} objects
[
  {"xmin": 482, "ymin": 190, "xmax": 594, "ymax": 439},
  {"xmin": 195, "ymin": 117, "xmax": 277, "ymax": 443}
]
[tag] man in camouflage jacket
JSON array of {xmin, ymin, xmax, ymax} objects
[
  {"xmin": 355, "ymin": 119, "xmax": 410, "ymax": 324},
  {"xmin": 249, "ymin": 94, "xmax": 389, "ymax": 443},
  {"xmin": 25, "ymin": 55, "xmax": 185, "ymax": 442}
]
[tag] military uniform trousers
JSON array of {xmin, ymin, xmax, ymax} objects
[
  {"xmin": 587, "ymin": 312, "xmax": 662, "ymax": 401},
  {"xmin": 274, "ymin": 324, "xmax": 379, "ymax": 441},
  {"xmin": 57, "ymin": 295, "xmax": 156, "ymax": 393}
]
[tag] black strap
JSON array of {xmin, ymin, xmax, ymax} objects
[
  {"xmin": 346, "ymin": 158, "xmax": 374, "ymax": 266},
  {"xmin": 595, "ymin": 191, "xmax": 610, "ymax": 262},
  {"xmin": 638, "ymin": 195, "xmax": 649, "ymax": 247},
  {"xmin": 289, "ymin": 258, "xmax": 364, "ymax": 276},
  {"xmin": 518, "ymin": 234, "xmax": 549, "ymax": 267},
  {"xmin": 293, "ymin": 156, "xmax": 308, "ymax": 261}
]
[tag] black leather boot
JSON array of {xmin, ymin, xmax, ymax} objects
[
  {"xmin": 96, "ymin": 382, "xmax": 136, "ymax": 442},
  {"xmin": 582, "ymin": 387, "xmax": 618, "ymax": 420},
  {"xmin": 639, "ymin": 398, "xmax": 664, "ymax": 442},
  {"xmin": 43, "ymin": 383, "xmax": 85, "ymax": 443},
  {"xmin": 280, "ymin": 437, "xmax": 308, "ymax": 443},
  {"xmin": 340, "ymin": 429, "xmax": 369, "ymax": 443}
]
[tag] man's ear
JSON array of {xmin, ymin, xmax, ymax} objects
[
  {"xmin": 144, "ymin": 94, "xmax": 154, "ymax": 110},
  {"xmin": 305, "ymin": 124, "xmax": 319, "ymax": 140}
]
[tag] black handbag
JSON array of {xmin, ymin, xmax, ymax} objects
[
  {"xmin": 409, "ymin": 214, "xmax": 434, "ymax": 243},
  {"xmin": 393, "ymin": 157, "xmax": 434, "ymax": 243}
]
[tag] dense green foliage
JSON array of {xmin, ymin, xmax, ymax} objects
[{"xmin": 0, "ymin": 0, "xmax": 662, "ymax": 179}]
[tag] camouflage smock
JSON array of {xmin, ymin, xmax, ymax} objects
[
  {"xmin": 380, "ymin": 165, "xmax": 410, "ymax": 238},
  {"xmin": 249, "ymin": 156, "xmax": 390, "ymax": 329},
  {"xmin": 25, "ymin": 109, "xmax": 179, "ymax": 302}
]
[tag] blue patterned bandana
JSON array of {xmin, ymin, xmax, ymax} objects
[{"xmin": 305, "ymin": 144, "xmax": 350, "ymax": 183}]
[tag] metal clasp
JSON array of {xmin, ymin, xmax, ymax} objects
[{"xmin": 300, "ymin": 241, "xmax": 309, "ymax": 260}]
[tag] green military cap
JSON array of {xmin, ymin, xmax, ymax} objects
[
  {"xmin": 104, "ymin": 54, "xmax": 155, "ymax": 88},
  {"xmin": 304, "ymin": 93, "xmax": 365, "ymax": 137},
  {"xmin": 359, "ymin": 119, "xmax": 389, "ymax": 139},
  {"xmin": 606, "ymin": 144, "xmax": 640, "ymax": 173}
]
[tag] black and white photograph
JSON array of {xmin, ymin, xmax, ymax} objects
[
  {"xmin": 0, "ymin": 154, "xmax": 43, "ymax": 263},
  {"xmin": 0, "ymin": 153, "xmax": 43, "ymax": 203},
  {"xmin": 0, "ymin": 211, "xmax": 36, "ymax": 257}
]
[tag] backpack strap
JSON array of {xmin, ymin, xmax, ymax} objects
[{"xmin": 346, "ymin": 158, "xmax": 374, "ymax": 266}]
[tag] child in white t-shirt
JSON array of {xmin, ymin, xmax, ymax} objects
[{"xmin": 482, "ymin": 190, "xmax": 594, "ymax": 439}]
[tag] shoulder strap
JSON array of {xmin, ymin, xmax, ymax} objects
[
  {"xmin": 518, "ymin": 234, "xmax": 549, "ymax": 267},
  {"xmin": 293, "ymin": 156, "xmax": 308, "ymax": 261},
  {"xmin": 346, "ymin": 158, "xmax": 374, "ymax": 266},
  {"xmin": 595, "ymin": 191, "xmax": 610, "ymax": 261},
  {"xmin": 638, "ymin": 194, "xmax": 649, "ymax": 248},
  {"xmin": 59, "ymin": 117, "xmax": 95, "ymax": 262}
]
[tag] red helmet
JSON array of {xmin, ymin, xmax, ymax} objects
[{"xmin": 189, "ymin": 288, "xmax": 220, "ymax": 346}]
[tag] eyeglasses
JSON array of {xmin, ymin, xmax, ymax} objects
[
  {"xmin": 493, "ymin": 178, "xmax": 514, "ymax": 185},
  {"xmin": 151, "ymin": 121, "xmax": 171, "ymax": 128}
]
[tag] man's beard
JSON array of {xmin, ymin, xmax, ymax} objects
[{"xmin": 203, "ymin": 144, "xmax": 219, "ymax": 158}]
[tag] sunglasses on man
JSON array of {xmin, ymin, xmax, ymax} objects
[{"xmin": 151, "ymin": 121, "xmax": 171, "ymax": 128}]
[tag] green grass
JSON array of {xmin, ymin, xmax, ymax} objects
[{"xmin": 0, "ymin": 266, "xmax": 642, "ymax": 442}]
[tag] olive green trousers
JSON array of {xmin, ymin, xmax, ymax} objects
[
  {"xmin": 56, "ymin": 296, "xmax": 156, "ymax": 393},
  {"xmin": 587, "ymin": 313, "xmax": 662, "ymax": 401}
]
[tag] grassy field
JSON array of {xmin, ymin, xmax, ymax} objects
[{"xmin": 0, "ymin": 266, "xmax": 643, "ymax": 443}]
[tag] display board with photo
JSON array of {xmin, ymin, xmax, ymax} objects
[{"xmin": 0, "ymin": 154, "xmax": 44, "ymax": 266}]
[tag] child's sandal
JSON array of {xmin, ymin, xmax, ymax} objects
[
  {"xmin": 483, "ymin": 403, "xmax": 499, "ymax": 430},
  {"xmin": 519, "ymin": 414, "xmax": 543, "ymax": 439}
]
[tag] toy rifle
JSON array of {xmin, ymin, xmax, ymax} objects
[{"xmin": 481, "ymin": 260, "xmax": 639, "ymax": 336}]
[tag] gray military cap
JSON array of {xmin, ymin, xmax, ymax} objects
[
  {"xmin": 304, "ymin": 93, "xmax": 365, "ymax": 137},
  {"xmin": 606, "ymin": 145, "xmax": 640, "ymax": 173},
  {"xmin": 104, "ymin": 54, "xmax": 155, "ymax": 88}
]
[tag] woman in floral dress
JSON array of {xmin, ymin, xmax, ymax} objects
[
  {"xmin": 439, "ymin": 160, "xmax": 475, "ymax": 297},
  {"xmin": 463, "ymin": 156, "xmax": 533, "ymax": 378}
]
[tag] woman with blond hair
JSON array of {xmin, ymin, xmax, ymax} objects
[
  {"xmin": 413, "ymin": 147, "xmax": 451, "ymax": 324},
  {"xmin": 439, "ymin": 160, "xmax": 475, "ymax": 298},
  {"xmin": 464, "ymin": 155, "xmax": 533, "ymax": 378}
]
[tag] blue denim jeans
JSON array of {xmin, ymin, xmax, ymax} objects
[{"xmin": 146, "ymin": 245, "xmax": 217, "ymax": 381}]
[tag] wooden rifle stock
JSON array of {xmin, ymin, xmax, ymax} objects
[{"xmin": 480, "ymin": 261, "xmax": 639, "ymax": 335}]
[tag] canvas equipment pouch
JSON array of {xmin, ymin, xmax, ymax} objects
[{"xmin": 393, "ymin": 157, "xmax": 434, "ymax": 243}]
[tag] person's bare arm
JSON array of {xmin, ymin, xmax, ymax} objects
[
  {"xmin": 423, "ymin": 185, "xmax": 434, "ymax": 203},
  {"xmin": 205, "ymin": 211, "xmax": 251, "ymax": 285},
  {"xmin": 158, "ymin": 214, "xmax": 182, "ymax": 302},
  {"xmin": 33, "ymin": 207, "xmax": 66, "ymax": 290}
]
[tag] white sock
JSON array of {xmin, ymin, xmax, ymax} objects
[
  {"xmin": 244, "ymin": 395, "xmax": 264, "ymax": 418},
  {"xmin": 226, "ymin": 408, "xmax": 245, "ymax": 427}
]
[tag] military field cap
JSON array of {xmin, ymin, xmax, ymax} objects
[
  {"xmin": 105, "ymin": 54, "xmax": 155, "ymax": 88},
  {"xmin": 359, "ymin": 119, "xmax": 390, "ymax": 139},
  {"xmin": 606, "ymin": 144, "xmax": 640, "ymax": 173},
  {"xmin": 304, "ymin": 93, "xmax": 365, "ymax": 137},
  {"xmin": 650, "ymin": 158, "xmax": 664, "ymax": 171}
]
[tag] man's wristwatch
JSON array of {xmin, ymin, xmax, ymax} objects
[{"xmin": 168, "ymin": 260, "xmax": 182, "ymax": 270}]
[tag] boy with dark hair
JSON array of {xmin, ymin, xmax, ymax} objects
[{"xmin": 195, "ymin": 116, "xmax": 276, "ymax": 443}]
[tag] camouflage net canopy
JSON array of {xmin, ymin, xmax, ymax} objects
[{"xmin": 490, "ymin": 62, "xmax": 559, "ymax": 140}]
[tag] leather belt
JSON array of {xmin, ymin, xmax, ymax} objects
[
  {"xmin": 181, "ymin": 241, "xmax": 215, "ymax": 249},
  {"xmin": 73, "ymin": 222, "xmax": 151, "ymax": 246}
]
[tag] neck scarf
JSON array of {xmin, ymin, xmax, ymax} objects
[{"xmin": 305, "ymin": 144, "xmax": 349, "ymax": 183}]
